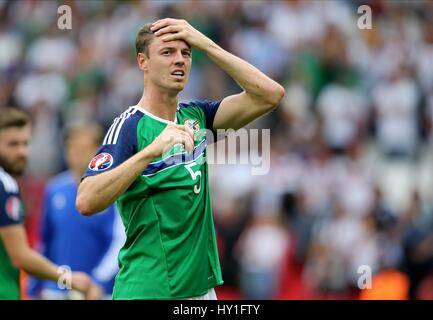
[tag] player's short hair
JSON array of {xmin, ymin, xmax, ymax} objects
[
  {"xmin": 0, "ymin": 107, "xmax": 31, "ymax": 133},
  {"xmin": 136, "ymin": 23, "xmax": 154, "ymax": 57},
  {"xmin": 63, "ymin": 121, "xmax": 105, "ymax": 146}
]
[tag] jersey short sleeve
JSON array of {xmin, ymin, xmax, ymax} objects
[
  {"xmin": 0, "ymin": 170, "xmax": 23, "ymax": 227},
  {"xmin": 82, "ymin": 107, "xmax": 143, "ymax": 180}
]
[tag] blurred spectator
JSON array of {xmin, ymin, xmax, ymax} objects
[
  {"xmin": 371, "ymin": 62, "xmax": 420, "ymax": 159},
  {"xmin": 316, "ymin": 83, "xmax": 367, "ymax": 153},
  {"xmin": 236, "ymin": 214, "xmax": 289, "ymax": 300},
  {"xmin": 304, "ymin": 200, "xmax": 379, "ymax": 296}
]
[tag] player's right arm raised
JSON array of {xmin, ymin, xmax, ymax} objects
[{"xmin": 76, "ymin": 124, "xmax": 194, "ymax": 216}]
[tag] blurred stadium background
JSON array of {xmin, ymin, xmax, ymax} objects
[{"xmin": 2, "ymin": 0, "xmax": 433, "ymax": 299}]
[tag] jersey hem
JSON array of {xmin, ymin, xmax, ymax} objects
[{"xmin": 113, "ymin": 280, "xmax": 224, "ymax": 300}]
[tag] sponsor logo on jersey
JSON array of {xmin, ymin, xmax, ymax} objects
[
  {"xmin": 5, "ymin": 196, "xmax": 21, "ymax": 221},
  {"xmin": 89, "ymin": 152, "xmax": 113, "ymax": 171}
]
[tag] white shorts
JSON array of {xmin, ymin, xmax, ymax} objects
[{"xmin": 188, "ymin": 288, "xmax": 217, "ymax": 300}]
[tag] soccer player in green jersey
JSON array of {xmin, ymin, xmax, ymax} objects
[
  {"xmin": 0, "ymin": 107, "xmax": 102, "ymax": 300},
  {"xmin": 76, "ymin": 18, "xmax": 285, "ymax": 300}
]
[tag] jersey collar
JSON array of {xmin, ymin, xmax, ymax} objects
[{"xmin": 133, "ymin": 105, "xmax": 177, "ymax": 124}]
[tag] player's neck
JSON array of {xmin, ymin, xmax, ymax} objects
[{"xmin": 137, "ymin": 86, "xmax": 179, "ymax": 122}]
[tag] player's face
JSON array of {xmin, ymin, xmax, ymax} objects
[
  {"xmin": 0, "ymin": 125, "xmax": 30, "ymax": 176},
  {"xmin": 65, "ymin": 133, "xmax": 99, "ymax": 176},
  {"xmin": 145, "ymin": 37, "xmax": 192, "ymax": 93}
]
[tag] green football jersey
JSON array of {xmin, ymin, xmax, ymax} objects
[
  {"xmin": 84, "ymin": 101, "xmax": 223, "ymax": 299},
  {"xmin": 0, "ymin": 167, "xmax": 24, "ymax": 300}
]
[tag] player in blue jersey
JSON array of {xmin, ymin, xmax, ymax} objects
[
  {"xmin": 0, "ymin": 108, "xmax": 101, "ymax": 299},
  {"xmin": 28, "ymin": 122, "xmax": 125, "ymax": 299}
]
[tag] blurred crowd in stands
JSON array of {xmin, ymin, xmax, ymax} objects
[{"xmin": 1, "ymin": 0, "xmax": 433, "ymax": 299}]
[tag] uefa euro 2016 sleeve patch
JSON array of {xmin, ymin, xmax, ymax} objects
[
  {"xmin": 5, "ymin": 196, "xmax": 22, "ymax": 221},
  {"xmin": 88, "ymin": 152, "xmax": 114, "ymax": 171}
]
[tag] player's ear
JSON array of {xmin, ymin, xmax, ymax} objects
[{"xmin": 137, "ymin": 53, "xmax": 148, "ymax": 71}]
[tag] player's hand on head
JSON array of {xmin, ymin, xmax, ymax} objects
[
  {"xmin": 150, "ymin": 18, "xmax": 212, "ymax": 50},
  {"xmin": 150, "ymin": 123, "xmax": 195, "ymax": 157}
]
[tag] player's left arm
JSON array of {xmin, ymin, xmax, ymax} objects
[{"xmin": 151, "ymin": 18, "xmax": 285, "ymax": 130}]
